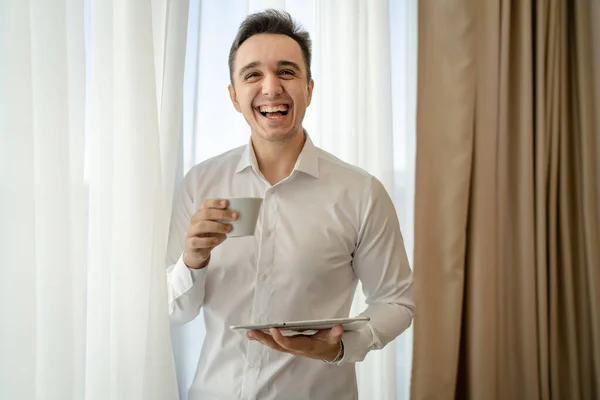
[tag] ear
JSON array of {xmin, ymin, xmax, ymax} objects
[
  {"xmin": 306, "ymin": 79, "xmax": 315, "ymax": 107},
  {"xmin": 228, "ymin": 84, "xmax": 242, "ymax": 113}
]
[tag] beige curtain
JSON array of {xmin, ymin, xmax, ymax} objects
[
  {"xmin": 593, "ymin": 0, "xmax": 600, "ymax": 243},
  {"xmin": 411, "ymin": 0, "xmax": 600, "ymax": 399}
]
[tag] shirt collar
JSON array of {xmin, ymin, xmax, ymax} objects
[{"xmin": 235, "ymin": 132, "xmax": 320, "ymax": 179}]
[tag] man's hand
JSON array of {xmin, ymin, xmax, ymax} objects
[
  {"xmin": 247, "ymin": 325, "xmax": 344, "ymax": 362},
  {"xmin": 183, "ymin": 199, "xmax": 238, "ymax": 269}
]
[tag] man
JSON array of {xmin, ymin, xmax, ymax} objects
[{"xmin": 166, "ymin": 9, "xmax": 414, "ymax": 400}]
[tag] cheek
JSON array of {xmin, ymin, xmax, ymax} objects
[
  {"xmin": 236, "ymin": 88, "xmax": 258, "ymax": 110},
  {"xmin": 242, "ymin": 101, "xmax": 257, "ymax": 117},
  {"xmin": 294, "ymin": 95, "xmax": 309, "ymax": 113},
  {"xmin": 289, "ymin": 89, "xmax": 308, "ymax": 109}
]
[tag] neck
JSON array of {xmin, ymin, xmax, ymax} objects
[{"xmin": 251, "ymin": 129, "xmax": 306, "ymax": 185}]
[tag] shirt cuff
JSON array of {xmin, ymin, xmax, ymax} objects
[
  {"xmin": 339, "ymin": 326, "xmax": 374, "ymax": 363},
  {"xmin": 168, "ymin": 254, "xmax": 207, "ymax": 299}
]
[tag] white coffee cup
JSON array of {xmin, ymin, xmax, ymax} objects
[{"xmin": 224, "ymin": 197, "xmax": 263, "ymax": 237}]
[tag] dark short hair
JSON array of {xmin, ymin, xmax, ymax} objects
[{"xmin": 228, "ymin": 9, "xmax": 312, "ymax": 83}]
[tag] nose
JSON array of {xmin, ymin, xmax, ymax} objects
[{"xmin": 262, "ymin": 73, "xmax": 283, "ymax": 97}]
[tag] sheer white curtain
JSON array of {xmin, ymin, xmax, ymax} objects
[
  {"xmin": 1, "ymin": 1, "xmax": 86, "ymax": 398},
  {"xmin": 0, "ymin": 1, "xmax": 189, "ymax": 399},
  {"xmin": 172, "ymin": 1, "xmax": 418, "ymax": 399}
]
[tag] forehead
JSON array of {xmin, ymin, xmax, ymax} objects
[{"xmin": 234, "ymin": 33, "xmax": 305, "ymax": 72}]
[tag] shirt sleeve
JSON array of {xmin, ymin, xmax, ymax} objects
[
  {"xmin": 340, "ymin": 176, "xmax": 415, "ymax": 363},
  {"xmin": 166, "ymin": 168, "xmax": 208, "ymax": 325}
]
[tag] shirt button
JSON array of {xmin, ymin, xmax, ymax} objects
[
  {"xmin": 265, "ymin": 229, "xmax": 272, "ymax": 237},
  {"xmin": 249, "ymin": 363, "xmax": 256, "ymax": 369},
  {"xmin": 260, "ymin": 274, "xmax": 267, "ymax": 281}
]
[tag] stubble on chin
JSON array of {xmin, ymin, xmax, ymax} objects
[{"xmin": 253, "ymin": 126, "xmax": 302, "ymax": 145}]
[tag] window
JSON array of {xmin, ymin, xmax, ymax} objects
[{"xmin": 172, "ymin": 1, "xmax": 417, "ymax": 398}]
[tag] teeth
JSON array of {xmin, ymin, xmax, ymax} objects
[{"xmin": 259, "ymin": 105, "xmax": 289, "ymax": 113}]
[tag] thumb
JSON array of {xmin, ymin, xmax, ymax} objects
[{"xmin": 328, "ymin": 325, "xmax": 344, "ymax": 343}]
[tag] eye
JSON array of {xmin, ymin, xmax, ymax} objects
[
  {"xmin": 279, "ymin": 69, "xmax": 295, "ymax": 77},
  {"xmin": 245, "ymin": 72, "xmax": 261, "ymax": 81}
]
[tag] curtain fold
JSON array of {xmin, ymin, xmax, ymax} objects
[
  {"xmin": 0, "ymin": 1, "xmax": 189, "ymax": 399},
  {"xmin": 570, "ymin": 0, "xmax": 600, "ymax": 394},
  {"xmin": 410, "ymin": 0, "xmax": 475, "ymax": 396},
  {"xmin": 312, "ymin": 2, "xmax": 398, "ymax": 398},
  {"xmin": 412, "ymin": 0, "xmax": 600, "ymax": 398},
  {"xmin": 1, "ymin": 0, "xmax": 86, "ymax": 398},
  {"xmin": 86, "ymin": 1, "xmax": 188, "ymax": 399},
  {"xmin": 592, "ymin": 0, "xmax": 600, "ymax": 351}
]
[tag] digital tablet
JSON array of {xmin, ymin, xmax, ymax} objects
[{"xmin": 230, "ymin": 316, "xmax": 370, "ymax": 336}]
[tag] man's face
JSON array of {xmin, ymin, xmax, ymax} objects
[{"xmin": 228, "ymin": 33, "xmax": 314, "ymax": 143}]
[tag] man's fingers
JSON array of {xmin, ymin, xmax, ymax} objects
[
  {"xmin": 248, "ymin": 330, "xmax": 289, "ymax": 353},
  {"xmin": 188, "ymin": 220, "xmax": 232, "ymax": 236},
  {"xmin": 328, "ymin": 325, "xmax": 344, "ymax": 342},
  {"xmin": 270, "ymin": 329, "xmax": 293, "ymax": 350},
  {"xmin": 195, "ymin": 208, "xmax": 238, "ymax": 222},
  {"xmin": 310, "ymin": 326, "xmax": 343, "ymax": 342},
  {"xmin": 191, "ymin": 199, "xmax": 239, "ymax": 223},
  {"xmin": 200, "ymin": 199, "xmax": 229, "ymax": 210},
  {"xmin": 183, "ymin": 199, "xmax": 235, "ymax": 268},
  {"xmin": 266, "ymin": 328, "xmax": 343, "ymax": 354},
  {"xmin": 186, "ymin": 234, "xmax": 226, "ymax": 251},
  {"xmin": 270, "ymin": 329, "xmax": 314, "ymax": 354},
  {"xmin": 249, "ymin": 328, "xmax": 344, "ymax": 360}
]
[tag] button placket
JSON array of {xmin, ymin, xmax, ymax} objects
[
  {"xmin": 256, "ymin": 192, "xmax": 278, "ymax": 325},
  {"xmin": 242, "ymin": 190, "xmax": 269, "ymax": 400},
  {"xmin": 241, "ymin": 356, "xmax": 261, "ymax": 399},
  {"xmin": 243, "ymin": 190, "xmax": 279, "ymax": 400}
]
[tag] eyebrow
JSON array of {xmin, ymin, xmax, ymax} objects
[
  {"xmin": 238, "ymin": 60, "xmax": 302, "ymax": 78},
  {"xmin": 277, "ymin": 60, "xmax": 301, "ymax": 71},
  {"xmin": 238, "ymin": 61, "xmax": 261, "ymax": 78}
]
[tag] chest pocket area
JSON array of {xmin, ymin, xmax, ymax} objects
[{"xmin": 209, "ymin": 235, "xmax": 258, "ymax": 280}]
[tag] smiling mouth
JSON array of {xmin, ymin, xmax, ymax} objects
[
  {"xmin": 258, "ymin": 104, "xmax": 290, "ymax": 119},
  {"xmin": 260, "ymin": 110, "xmax": 288, "ymax": 117}
]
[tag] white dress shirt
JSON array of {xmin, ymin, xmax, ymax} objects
[{"xmin": 166, "ymin": 135, "xmax": 414, "ymax": 400}]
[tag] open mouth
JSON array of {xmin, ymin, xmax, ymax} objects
[{"xmin": 258, "ymin": 104, "xmax": 290, "ymax": 119}]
